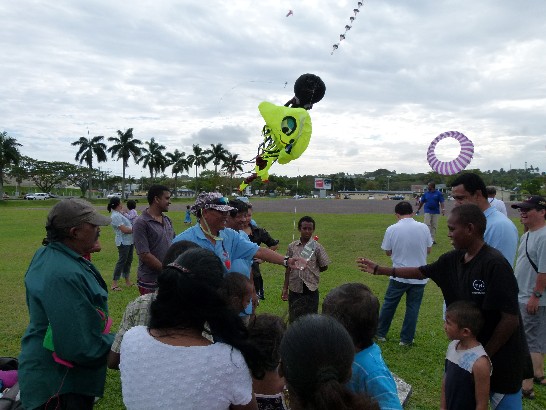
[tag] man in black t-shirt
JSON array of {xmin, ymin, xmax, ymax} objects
[{"xmin": 357, "ymin": 204, "xmax": 525, "ymax": 408}]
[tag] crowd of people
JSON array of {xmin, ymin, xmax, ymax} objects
[{"xmin": 10, "ymin": 173, "xmax": 545, "ymax": 410}]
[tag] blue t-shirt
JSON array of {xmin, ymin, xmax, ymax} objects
[
  {"xmin": 483, "ymin": 206, "xmax": 518, "ymax": 266},
  {"xmin": 173, "ymin": 225, "xmax": 258, "ymax": 315},
  {"xmin": 348, "ymin": 343, "xmax": 402, "ymax": 410},
  {"xmin": 420, "ymin": 190, "xmax": 444, "ymax": 214}
]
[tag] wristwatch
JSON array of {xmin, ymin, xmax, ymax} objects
[
  {"xmin": 533, "ymin": 291, "xmax": 543, "ymax": 298},
  {"xmin": 283, "ymin": 256, "xmax": 290, "ymax": 267}
]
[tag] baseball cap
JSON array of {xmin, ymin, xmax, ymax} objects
[
  {"xmin": 46, "ymin": 198, "xmax": 111, "ymax": 229},
  {"xmin": 190, "ymin": 192, "xmax": 235, "ymax": 215},
  {"xmin": 511, "ymin": 195, "xmax": 546, "ymax": 210}
]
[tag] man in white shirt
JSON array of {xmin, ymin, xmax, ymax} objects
[
  {"xmin": 487, "ymin": 186, "xmax": 508, "ymax": 216},
  {"xmin": 376, "ymin": 201, "xmax": 432, "ymax": 346}
]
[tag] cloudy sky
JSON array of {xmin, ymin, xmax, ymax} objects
[{"xmin": 1, "ymin": 0, "xmax": 545, "ymax": 180}]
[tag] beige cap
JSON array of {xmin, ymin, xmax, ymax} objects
[{"xmin": 46, "ymin": 198, "xmax": 111, "ymax": 229}]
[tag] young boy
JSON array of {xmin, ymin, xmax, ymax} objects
[
  {"xmin": 281, "ymin": 216, "xmax": 330, "ymax": 323},
  {"xmin": 322, "ymin": 283, "xmax": 402, "ymax": 409},
  {"xmin": 442, "ymin": 300, "xmax": 491, "ymax": 410}
]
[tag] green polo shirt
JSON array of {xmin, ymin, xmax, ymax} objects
[{"xmin": 19, "ymin": 242, "xmax": 114, "ymax": 409}]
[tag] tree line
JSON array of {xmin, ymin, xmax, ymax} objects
[{"xmin": 1, "ymin": 130, "xmax": 544, "ymax": 200}]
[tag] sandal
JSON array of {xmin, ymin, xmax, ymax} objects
[
  {"xmin": 522, "ymin": 388, "xmax": 535, "ymax": 400},
  {"xmin": 111, "ymin": 286, "xmax": 122, "ymax": 292},
  {"xmin": 534, "ymin": 376, "xmax": 546, "ymax": 386}
]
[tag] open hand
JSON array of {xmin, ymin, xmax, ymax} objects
[{"xmin": 356, "ymin": 257, "xmax": 377, "ymax": 274}]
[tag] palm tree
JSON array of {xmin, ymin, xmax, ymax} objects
[
  {"xmin": 137, "ymin": 138, "xmax": 167, "ymax": 182},
  {"xmin": 0, "ymin": 131, "xmax": 22, "ymax": 200},
  {"xmin": 108, "ymin": 128, "xmax": 142, "ymax": 197},
  {"xmin": 221, "ymin": 152, "xmax": 244, "ymax": 194},
  {"xmin": 187, "ymin": 144, "xmax": 209, "ymax": 194},
  {"xmin": 72, "ymin": 132, "xmax": 107, "ymax": 198},
  {"xmin": 207, "ymin": 143, "xmax": 229, "ymax": 176},
  {"xmin": 166, "ymin": 149, "xmax": 189, "ymax": 196}
]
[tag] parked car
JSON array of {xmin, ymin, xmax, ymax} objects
[
  {"xmin": 107, "ymin": 192, "xmax": 122, "ymax": 199},
  {"xmin": 2, "ymin": 193, "xmax": 9, "ymax": 199},
  {"xmin": 390, "ymin": 195, "xmax": 405, "ymax": 200},
  {"xmin": 26, "ymin": 193, "xmax": 50, "ymax": 200}
]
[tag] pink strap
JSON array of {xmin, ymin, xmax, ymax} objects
[{"xmin": 52, "ymin": 352, "xmax": 74, "ymax": 368}]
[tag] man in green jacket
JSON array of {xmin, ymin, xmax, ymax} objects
[{"xmin": 19, "ymin": 198, "xmax": 114, "ymax": 410}]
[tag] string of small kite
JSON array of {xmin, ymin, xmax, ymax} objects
[{"xmin": 332, "ymin": 1, "xmax": 365, "ymax": 55}]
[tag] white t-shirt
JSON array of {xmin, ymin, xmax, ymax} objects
[
  {"xmin": 381, "ymin": 217, "xmax": 432, "ymax": 284},
  {"xmin": 120, "ymin": 326, "xmax": 253, "ymax": 410},
  {"xmin": 488, "ymin": 197, "xmax": 507, "ymax": 216}
]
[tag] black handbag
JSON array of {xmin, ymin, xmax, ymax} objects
[{"xmin": 0, "ymin": 357, "xmax": 21, "ymax": 410}]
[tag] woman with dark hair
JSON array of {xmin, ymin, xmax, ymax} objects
[
  {"xmin": 120, "ymin": 248, "xmax": 259, "ymax": 410},
  {"xmin": 280, "ymin": 314, "xmax": 379, "ymax": 410},
  {"xmin": 107, "ymin": 196, "xmax": 134, "ymax": 290}
]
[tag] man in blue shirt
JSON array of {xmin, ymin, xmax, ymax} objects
[
  {"xmin": 450, "ymin": 173, "xmax": 518, "ymax": 266},
  {"xmin": 173, "ymin": 192, "xmax": 302, "ymax": 274},
  {"xmin": 416, "ymin": 182, "xmax": 445, "ymax": 244}
]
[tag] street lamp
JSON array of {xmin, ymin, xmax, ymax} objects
[{"xmin": 387, "ymin": 176, "xmax": 392, "ymax": 192}]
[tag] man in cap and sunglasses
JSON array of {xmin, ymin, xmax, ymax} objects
[
  {"xmin": 512, "ymin": 196, "xmax": 546, "ymax": 398},
  {"xmin": 173, "ymin": 192, "xmax": 303, "ymax": 274},
  {"xmin": 19, "ymin": 198, "xmax": 114, "ymax": 410}
]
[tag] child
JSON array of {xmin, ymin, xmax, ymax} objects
[
  {"xmin": 247, "ymin": 314, "xmax": 288, "ymax": 410},
  {"xmin": 442, "ymin": 300, "xmax": 491, "ymax": 410},
  {"xmin": 220, "ymin": 272, "xmax": 255, "ymax": 323},
  {"xmin": 124, "ymin": 199, "xmax": 138, "ymax": 224},
  {"xmin": 280, "ymin": 314, "xmax": 379, "ymax": 410},
  {"xmin": 322, "ymin": 283, "xmax": 402, "ymax": 409},
  {"xmin": 183, "ymin": 204, "xmax": 192, "ymax": 224},
  {"xmin": 281, "ymin": 216, "xmax": 330, "ymax": 323}
]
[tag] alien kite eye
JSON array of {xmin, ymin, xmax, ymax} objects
[{"xmin": 281, "ymin": 116, "xmax": 296, "ymax": 135}]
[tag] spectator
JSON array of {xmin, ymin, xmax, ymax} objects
[
  {"xmin": 512, "ymin": 196, "xmax": 546, "ymax": 399},
  {"xmin": 133, "ymin": 185, "xmax": 175, "ymax": 295},
  {"xmin": 107, "ymin": 240, "xmax": 199, "ymax": 370},
  {"xmin": 281, "ymin": 216, "xmax": 330, "ymax": 323},
  {"xmin": 376, "ymin": 201, "xmax": 432, "ymax": 346},
  {"xmin": 247, "ymin": 314, "xmax": 288, "ymax": 410},
  {"xmin": 120, "ymin": 248, "xmax": 260, "ymax": 409},
  {"xmin": 416, "ymin": 181, "xmax": 445, "ymax": 244},
  {"xmin": 124, "ymin": 199, "xmax": 139, "ymax": 224},
  {"xmin": 107, "ymin": 196, "xmax": 134, "ymax": 290},
  {"xmin": 486, "ymin": 186, "xmax": 508, "ymax": 216},
  {"xmin": 450, "ymin": 173, "xmax": 518, "ymax": 265},
  {"xmin": 279, "ymin": 314, "xmax": 379, "ymax": 410},
  {"xmin": 323, "ymin": 283, "xmax": 402, "ymax": 410},
  {"xmin": 442, "ymin": 301, "xmax": 491, "ymax": 410},
  {"xmin": 242, "ymin": 202, "xmax": 279, "ymax": 300},
  {"xmin": 172, "ymin": 192, "xmax": 303, "ymax": 274},
  {"xmin": 19, "ymin": 198, "xmax": 114, "ymax": 410}
]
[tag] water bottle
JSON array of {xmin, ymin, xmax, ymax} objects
[{"xmin": 295, "ymin": 235, "xmax": 319, "ymax": 270}]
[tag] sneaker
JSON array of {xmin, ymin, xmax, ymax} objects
[
  {"xmin": 399, "ymin": 341, "xmax": 413, "ymax": 346},
  {"xmin": 376, "ymin": 336, "xmax": 387, "ymax": 342}
]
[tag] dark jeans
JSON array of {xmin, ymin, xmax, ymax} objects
[
  {"xmin": 112, "ymin": 244, "xmax": 134, "ymax": 281},
  {"xmin": 377, "ymin": 280, "xmax": 426, "ymax": 344},
  {"xmin": 288, "ymin": 283, "xmax": 319, "ymax": 323},
  {"xmin": 37, "ymin": 393, "xmax": 95, "ymax": 410}
]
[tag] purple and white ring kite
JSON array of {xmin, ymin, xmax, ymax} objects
[{"xmin": 427, "ymin": 131, "xmax": 474, "ymax": 175}]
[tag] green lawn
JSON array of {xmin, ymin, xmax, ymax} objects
[{"xmin": 1, "ymin": 201, "xmax": 543, "ymax": 409}]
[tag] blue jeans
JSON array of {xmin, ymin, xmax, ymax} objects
[{"xmin": 377, "ymin": 280, "xmax": 426, "ymax": 344}]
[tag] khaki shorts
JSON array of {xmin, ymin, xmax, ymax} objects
[{"xmin": 520, "ymin": 303, "xmax": 546, "ymax": 353}]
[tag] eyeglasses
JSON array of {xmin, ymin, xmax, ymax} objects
[{"xmin": 518, "ymin": 208, "xmax": 535, "ymax": 214}]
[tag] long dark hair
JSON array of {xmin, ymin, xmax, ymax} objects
[
  {"xmin": 107, "ymin": 196, "xmax": 121, "ymax": 213},
  {"xmin": 280, "ymin": 314, "xmax": 379, "ymax": 410},
  {"xmin": 149, "ymin": 247, "xmax": 262, "ymax": 378}
]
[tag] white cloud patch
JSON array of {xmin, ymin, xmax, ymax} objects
[{"xmin": 1, "ymin": 0, "xmax": 545, "ymax": 178}]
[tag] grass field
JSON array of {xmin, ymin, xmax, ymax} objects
[{"xmin": 1, "ymin": 199, "xmax": 544, "ymax": 409}]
